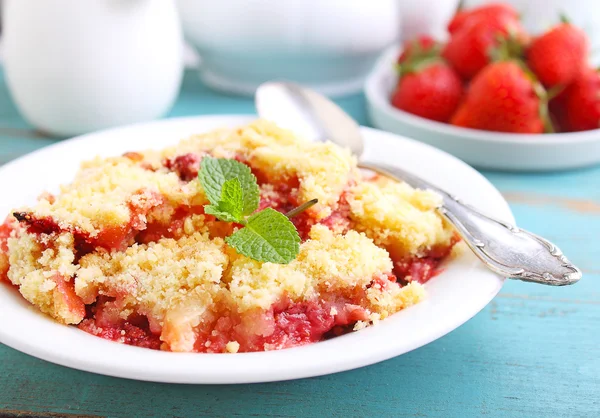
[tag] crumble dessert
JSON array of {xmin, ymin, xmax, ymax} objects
[{"xmin": 0, "ymin": 120, "xmax": 457, "ymax": 353}]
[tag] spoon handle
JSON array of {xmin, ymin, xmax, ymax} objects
[{"xmin": 360, "ymin": 162, "xmax": 581, "ymax": 286}]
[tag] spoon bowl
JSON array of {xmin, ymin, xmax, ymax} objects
[{"xmin": 256, "ymin": 81, "xmax": 364, "ymax": 156}]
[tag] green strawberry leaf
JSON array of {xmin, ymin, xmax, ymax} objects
[
  {"xmin": 225, "ymin": 208, "xmax": 300, "ymax": 264},
  {"xmin": 198, "ymin": 157, "xmax": 259, "ymax": 216}
]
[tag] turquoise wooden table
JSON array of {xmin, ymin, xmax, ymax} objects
[{"xmin": 0, "ymin": 69, "xmax": 598, "ymax": 418}]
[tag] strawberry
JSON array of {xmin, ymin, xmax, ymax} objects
[
  {"xmin": 398, "ymin": 35, "xmax": 439, "ymax": 64},
  {"xmin": 526, "ymin": 20, "xmax": 588, "ymax": 88},
  {"xmin": 548, "ymin": 87, "xmax": 571, "ymax": 132},
  {"xmin": 391, "ymin": 58, "xmax": 463, "ymax": 123},
  {"xmin": 450, "ymin": 61, "xmax": 550, "ymax": 133},
  {"xmin": 561, "ymin": 68, "xmax": 600, "ymax": 132},
  {"xmin": 448, "ymin": 3, "xmax": 519, "ymax": 34},
  {"xmin": 443, "ymin": 14, "xmax": 526, "ymax": 80}
]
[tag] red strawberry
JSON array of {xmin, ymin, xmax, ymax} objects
[
  {"xmin": 548, "ymin": 87, "xmax": 571, "ymax": 132},
  {"xmin": 443, "ymin": 15, "xmax": 526, "ymax": 80},
  {"xmin": 398, "ymin": 35, "xmax": 439, "ymax": 64},
  {"xmin": 526, "ymin": 21, "xmax": 588, "ymax": 88},
  {"xmin": 561, "ymin": 68, "xmax": 600, "ymax": 132},
  {"xmin": 448, "ymin": 3, "xmax": 519, "ymax": 34},
  {"xmin": 391, "ymin": 58, "xmax": 463, "ymax": 123},
  {"xmin": 450, "ymin": 61, "xmax": 549, "ymax": 133}
]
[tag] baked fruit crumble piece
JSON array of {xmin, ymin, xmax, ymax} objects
[{"xmin": 0, "ymin": 120, "xmax": 457, "ymax": 353}]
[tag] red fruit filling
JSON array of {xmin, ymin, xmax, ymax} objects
[
  {"xmin": 12, "ymin": 189, "xmax": 165, "ymax": 255},
  {"xmin": 0, "ymin": 218, "xmax": 14, "ymax": 256},
  {"xmin": 5, "ymin": 154, "xmax": 458, "ymax": 352},
  {"xmin": 53, "ymin": 274, "xmax": 86, "ymax": 319},
  {"xmin": 79, "ymin": 310, "xmax": 161, "ymax": 350},
  {"xmin": 78, "ymin": 296, "xmax": 162, "ymax": 350},
  {"xmin": 393, "ymin": 235, "xmax": 459, "ymax": 284},
  {"xmin": 191, "ymin": 297, "xmax": 371, "ymax": 353},
  {"xmin": 258, "ymin": 180, "xmax": 351, "ymax": 241},
  {"xmin": 78, "ymin": 272, "xmax": 425, "ymax": 353},
  {"xmin": 0, "ymin": 217, "xmax": 16, "ymax": 281},
  {"xmin": 163, "ymin": 153, "xmax": 204, "ymax": 182}
]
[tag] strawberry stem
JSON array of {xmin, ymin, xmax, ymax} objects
[
  {"xmin": 546, "ymin": 84, "xmax": 565, "ymax": 101},
  {"xmin": 394, "ymin": 63, "xmax": 403, "ymax": 76},
  {"xmin": 397, "ymin": 42, "xmax": 442, "ymax": 76},
  {"xmin": 538, "ymin": 97, "xmax": 555, "ymax": 134},
  {"xmin": 489, "ymin": 30, "xmax": 524, "ymax": 62},
  {"xmin": 521, "ymin": 67, "xmax": 555, "ymax": 134}
]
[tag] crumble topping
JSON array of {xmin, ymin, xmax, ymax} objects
[
  {"xmin": 1, "ymin": 120, "xmax": 457, "ymax": 353},
  {"xmin": 29, "ymin": 156, "xmax": 195, "ymax": 236},
  {"xmin": 228, "ymin": 225, "xmax": 393, "ymax": 313},
  {"xmin": 348, "ymin": 175, "xmax": 454, "ymax": 259},
  {"xmin": 162, "ymin": 122, "xmax": 357, "ymax": 220},
  {"xmin": 8, "ymin": 231, "xmax": 82, "ymax": 324},
  {"xmin": 225, "ymin": 341, "xmax": 240, "ymax": 353}
]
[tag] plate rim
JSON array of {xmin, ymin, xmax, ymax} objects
[{"xmin": 0, "ymin": 114, "xmax": 511, "ymax": 384}]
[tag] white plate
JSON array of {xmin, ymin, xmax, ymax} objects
[
  {"xmin": 365, "ymin": 46, "xmax": 600, "ymax": 171},
  {"xmin": 0, "ymin": 115, "xmax": 510, "ymax": 384}
]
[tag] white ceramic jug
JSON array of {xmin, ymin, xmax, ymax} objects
[{"xmin": 3, "ymin": 0, "xmax": 184, "ymax": 137}]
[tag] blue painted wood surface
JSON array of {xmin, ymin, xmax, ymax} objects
[{"xmin": 0, "ymin": 70, "xmax": 598, "ymax": 418}]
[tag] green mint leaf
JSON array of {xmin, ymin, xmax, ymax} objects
[
  {"xmin": 204, "ymin": 204, "xmax": 241, "ymax": 223},
  {"xmin": 226, "ymin": 208, "xmax": 300, "ymax": 264},
  {"xmin": 198, "ymin": 157, "xmax": 259, "ymax": 216},
  {"xmin": 219, "ymin": 178, "xmax": 244, "ymax": 220},
  {"xmin": 203, "ymin": 178, "xmax": 244, "ymax": 222}
]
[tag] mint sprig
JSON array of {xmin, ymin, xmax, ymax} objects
[
  {"xmin": 198, "ymin": 157, "xmax": 316, "ymax": 264},
  {"xmin": 204, "ymin": 178, "xmax": 244, "ymax": 223},
  {"xmin": 226, "ymin": 208, "xmax": 300, "ymax": 264},
  {"xmin": 198, "ymin": 157, "xmax": 259, "ymax": 216}
]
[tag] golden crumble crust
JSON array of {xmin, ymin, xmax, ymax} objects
[
  {"xmin": 162, "ymin": 121, "xmax": 357, "ymax": 219},
  {"xmin": 348, "ymin": 175, "xmax": 455, "ymax": 260},
  {"xmin": 227, "ymin": 225, "xmax": 394, "ymax": 312},
  {"xmin": 1, "ymin": 120, "xmax": 457, "ymax": 353},
  {"xmin": 8, "ymin": 230, "xmax": 82, "ymax": 324},
  {"xmin": 77, "ymin": 233, "xmax": 229, "ymax": 351},
  {"xmin": 29, "ymin": 156, "xmax": 203, "ymax": 236}
]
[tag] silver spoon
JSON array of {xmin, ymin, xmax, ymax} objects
[{"xmin": 255, "ymin": 81, "xmax": 581, "ymax": 286}]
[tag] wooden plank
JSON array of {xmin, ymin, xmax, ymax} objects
[
  {"xmin": 0, "ymin": 68, "xmax": 597, "ymax": 417},
  {"xmin": 0, "ymin": 285, "xmax": 597, "ymax": 418},
  {"xmin": 0, "ymin": 136, "xmax": 60, "ymax": 165},
  {"xmin": 0, "ymin": 410, "xmax": 103, "ymax": 418},
  {"xmin": 0, "ymin": 189, "xmax": 596, "ymax": 417},
  {"xmin": 486, "ymin": 166, "xmax": 600, "ymax": 201}
]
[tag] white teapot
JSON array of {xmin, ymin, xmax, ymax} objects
[
  {"xmin": 176, "ymin": 0, "xmax": 402, "ymax": 97},
  {"xmin": 3, "ymin": 0, "xmax": 184, "ymax": 137}
]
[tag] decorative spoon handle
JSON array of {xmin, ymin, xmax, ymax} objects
[{"xmin": 361, "ymin": 162, "xmax": 582, "ymax": 286}]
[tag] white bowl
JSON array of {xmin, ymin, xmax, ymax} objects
[
  {"xmin": 365, "ymin": 46, "xmax": 600, "ymax": 171},
  {"xmin": 0, "ymin": 115, "xmax": 509, "ymax": 384},
  {"xmin": 175, "ymin": 0, "xmax": 400, "ymax": 97}
]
